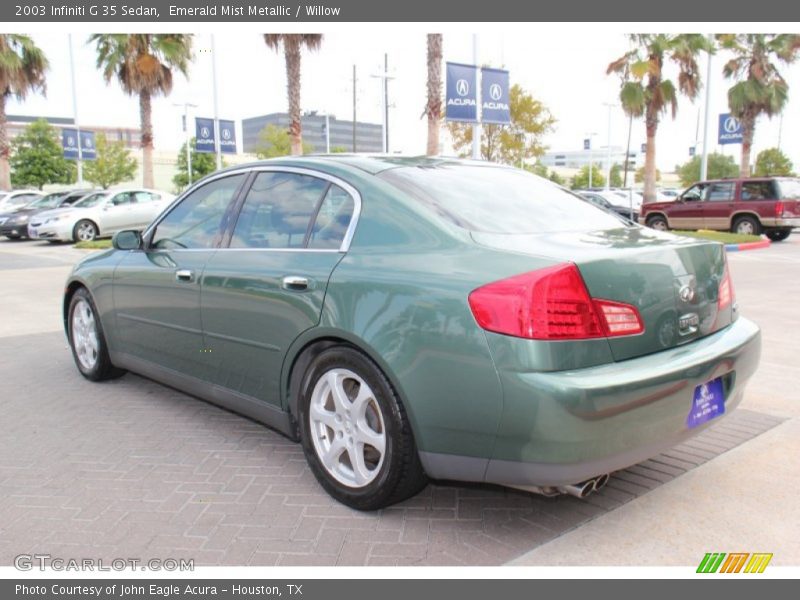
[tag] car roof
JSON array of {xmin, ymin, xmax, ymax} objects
[{"xmin": 206, "ymin": 155, "xmax": 509, "ymax": 178}]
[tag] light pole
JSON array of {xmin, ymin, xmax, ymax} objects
[
  {"xmin": 585, "ymin": 132, "xmax": 597, "ymax": 188},
  {"xmin": 700, "ymin": 33, "xmax": 713, "ymax": 182},
  {"xmin": 210, "ymin": 34, "xmax": 222, "ymax": 170},
  {"xmin": 174, "ymin": 101, "xmax": 198, "ymax": 186},
  {"xmin": 471, "ymin": 34, "xmax": 481, "ymax": 160},
  {"xmin": 67, "ymin": 34, "xmax": 83, "ymax": 185}
]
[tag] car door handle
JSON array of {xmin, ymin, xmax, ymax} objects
[
  {"xmin": 175, "ymin": 269, "xmax": 195, "ymax": 283},
  {"xmin": 282, "ymin": 275, "xmax": 309, "ymax": 291}
]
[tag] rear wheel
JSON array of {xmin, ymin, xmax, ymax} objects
[
  {"xmin": 298, "ymin": 346, "xmax": 427, "ymax": 510},
  {"xmin": 646, "ymin": 214, "xmax": 668, "ymax": 231},
  {"xmin": 67, "ymin": 288, "xmax": 126, "ymax": 381},
  {"xmin": 765, "ymin": 229, "xmax": 791, "ymax": 242},
  {"xmin": 73, "ymin": 219, "xmax": 98, "ymax": 242},
  {"xmin": 732, "ymin": 215, "xmax": 761, "ymax": 236}
]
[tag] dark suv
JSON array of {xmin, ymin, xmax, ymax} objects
[{"xmin": 639, "ymin": 177, "xmax": 800, "ymax": 241}]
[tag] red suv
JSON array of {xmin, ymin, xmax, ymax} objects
[{"xmin": 640, "ymin": 177, "xmax": 800, "ymax": 241}]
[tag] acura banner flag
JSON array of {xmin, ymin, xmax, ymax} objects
[
  {"xmin": 481, "ymin": 68, "xmax": 511, "ymax": 124},
  {"xmin": 219, "ymin": 119, "xmax": 237, "ymax": 154},
  {"xmin": 62, "ymin": 129, "xmax": 96, "ymax": 160},
  {"xmin": 445, "ymin": 62, "xmax": 479, "ymax": 123},
  {"xmin": 195, "ymin": 117, "xmax": 216, "ymax": 153}
]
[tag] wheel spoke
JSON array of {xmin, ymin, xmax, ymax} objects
[
  {"xmin": 351, "ymin": 385, "xmax": 374, "ymax": 416},
  {"xmin": 309, "ymin": 402, "xmax": 338, "ymax": 430},
  {"xmin": 355, "ymin": 423, "xmax": 385, "ymax": 454},
  {"xmin": 348, "ymin": 443, "xmax": 372, "ymax": 486},
  {"xmin": 326, "ymin": 371, "xmax": 351, "ymax": 414},
  {"xmin": 321, "ymin": 438, "xmax": 346, "ymax": 470}
]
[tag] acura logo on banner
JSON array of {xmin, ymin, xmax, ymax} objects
[
  {"xmin": 445, "ymin": 62, "xmax": 478, "ymax": 123},
  {"xmin": 218, "ymin": 120, "xmax": 237, "ymax": 154},
  {"xmin": 718, "ymin": 113, "xmax": 743, "ymax": 145},
  {"xmin": 481, "ymin": 68, "xmax": 510, "ymax": 124},
  {"xmin": 62, "ymin": 129, "xmax": 79, "ymax": 159},
  {"xmin": 195, "ymin": 117, "xmax": 216, "ymax": 153}
]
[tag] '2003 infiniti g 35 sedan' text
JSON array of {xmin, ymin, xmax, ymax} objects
[{"xmin": 63, "ymin": 156, "xmax": 761, "ymax": 510}]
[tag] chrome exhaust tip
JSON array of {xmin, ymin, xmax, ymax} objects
[
  {"xmin": 593, "ymin": 473, "xmax": 610, "ymax": 492},
  {"xmin": 556, "ymin": 479, "xmax": 596, "ymax": 499}
]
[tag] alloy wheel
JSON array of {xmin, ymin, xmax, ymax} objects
[
  {"xmin": 308, "ymin": 368, "xmax": 386, "ymax": 488},
  {"xmin": 71, "ymin": 298, "xmax": 99, "ymax": 370}
]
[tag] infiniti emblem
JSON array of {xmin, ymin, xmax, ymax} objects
[{"xmin": 679, "ymin": 283, "xmax": 695, "ymax": 303}]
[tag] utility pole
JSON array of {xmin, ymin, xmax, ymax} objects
[
  {"xmin": 371, "ymin": 55, "xmax": 394, "ymax": 153},
  {"xmin": 325, "ymin": 114, "xmax": 331, "ymax": 153},
  {"xmin": 602, "ymin": 102, "xmax": 617, "ymax": 189},
  {"xmin": 622, "ymin": 114, "xmax": 633, "ymax": 187},
  {"xmin": 68, "ymin": 34, "xmax": 83, "ymax": 185},
  {"xmin": 174, "ymin": 101, "xmax": 198, "ymax": 186},
  {"xmin": 471, "ymin": 34, "xmax": 481, "ymax": 160},
  {"xmin": 352, "ymin": 64, "xmax": 357, "ymax": 152},
  {"xmin": 210, "ymin": 34, "xmax": 222, "ymax": 170},
  {"xmin": 586, "ymin": 132, "xmax": 597, "ymax": 188}
]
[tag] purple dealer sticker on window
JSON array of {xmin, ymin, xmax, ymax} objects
[{"xmin": 687, "ymin": 377, "xmax": 726, "ymax": 428}]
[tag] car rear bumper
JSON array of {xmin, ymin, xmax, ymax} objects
[
  {"xmin": 762, "ymin": 217, "xmax": 800, "ymax": 228},
  {"xmin": 419, "ymin": 316, "xmax": 761, "ymax": 488}
]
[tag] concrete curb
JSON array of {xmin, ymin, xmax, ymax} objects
[{"xmin": 725, "ymin": 239, "xmax": 771, "ymax": 252}]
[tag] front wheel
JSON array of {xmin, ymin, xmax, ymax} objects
[
  {"xmin": 298, "ymin": 346, "xmax": 427, "ymax": 510},
  {"xmin": 765, "ymin": 229, "xmax": 791, "ymax": 242},
  {"xmin": 73, "ymin": 219, "xmax": 98, "ymax": 242},
  {"xmin": 67, "ymin": 288, "xmax": 126, "ymax": 381}
]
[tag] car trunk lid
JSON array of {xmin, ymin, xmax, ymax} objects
[{"xmin": 471, "ymin": 227, "xmax": 732, "ymax": 362}]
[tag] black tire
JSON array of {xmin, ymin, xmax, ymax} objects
[
  {"xmin": 732, "ymin": 215, "xmax": 761, "ymax": 236},
  {"xmin": 67, "ymin": 287, "xmax": 126, "ymax": 381},
  {"xmin": 298, "ymin": 346, "xmax": 427, "ymax": 510},
  {"xmin": 5, "ymin": 235, "xmax": 21, "ymax": 240},
  {"xmin": 73, "ymin": 219, "xmax": 98, "ymax": 242},
  {"xmin": 646, "ymin": 214, "xmax": 669, "ymax": 231},
  {"xmin": 765, "ymin": 229, "xmax": 791, "ymax": 242}
]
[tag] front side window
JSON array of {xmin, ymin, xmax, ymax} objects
[
  {"xmin": 682, "ymin": 184, "xmax": 706, "ymax": 201},
  {"xmin": 230, "ymin": 172, "xmax": 330, "ymax": 249},
  {"xmin": 152, "ymin": 174, "xmax": 245, "ymax": 249}
]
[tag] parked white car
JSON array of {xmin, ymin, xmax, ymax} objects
[
  {"xmin": 0, "ymin": 190, "xmax": 43, "ymax": 212},
  {"xmin": 28, "ymin": 188, "xmax": 174, "ymax": 242}
]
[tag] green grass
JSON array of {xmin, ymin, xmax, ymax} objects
[
  {"xmin": 73, "ymin": 239, "xmax": 112, "ymax": 250},
  {"xmin": 672, "ymin": 230, "xmax": 763, "ymax": 245}
]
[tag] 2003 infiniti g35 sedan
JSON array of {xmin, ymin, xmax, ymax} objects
[{"xmin": 63, "ymin": 156, "xmax": 761, "ymax": 510}]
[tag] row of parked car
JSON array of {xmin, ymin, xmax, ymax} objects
[{"xmin": 0, "ymin": 187, "xmax": 174, "ymax": 243}]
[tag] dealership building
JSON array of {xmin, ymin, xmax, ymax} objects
[
  {"xmin": 242, "ymin": 112, "xmax": 383, "ymax": 154},
  {"xmin": 540, "ymin": 146, "xmax": 642, "ymax": 169}
]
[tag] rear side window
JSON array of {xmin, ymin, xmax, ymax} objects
[
  {"xmin": 230, "ymin": 172, "xmax": 329, "ymax": 249},
  {"xmin": 379, "ymin": 165, "xmax": 624, "ymax": 234},
  {"xmin": 741, "ymin": 181, "xmax": 776, "ymax": 201},
  {"xmin": 706, "ymin": 182, "xmax": 735, "ymax": 202},
  {"xmin": 307, "ymin": 185, "xmax": 355, "ymax": 249}
]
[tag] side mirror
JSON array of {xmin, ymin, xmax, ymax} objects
[{"xmin": 112, "ymin": 229, "xmax": 142, "ymax": 251}]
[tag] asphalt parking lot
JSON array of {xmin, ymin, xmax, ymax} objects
[{"xmin": 1, "ymin": 237, "xmax": 798, "ymax": 566}]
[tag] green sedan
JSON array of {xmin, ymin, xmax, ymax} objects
[{"xmin": 63, "ymin": 156, "xmax": 761, "ymax": 510}]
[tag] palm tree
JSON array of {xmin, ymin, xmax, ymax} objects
[
  {"xmin": 264, "ymin": 34, "xmax": 323, "ymax": 156},
  {"xmin": 91, "ymin": 34, "xmax": 193, "ymax": 188},
  {"xmin": 425, "ymin": 34, "xmax": 443, "ymax": 156},
  {"xmin": 717, "ymin": 34, "xmax": 800, "ymax": 177},
  {"xmin": 608, "ymin": 34, "xmax": 710, "ymax": 203},
  {"xmin": 0, "ymin": 35, "xmax": 48, "ymax": 190}
]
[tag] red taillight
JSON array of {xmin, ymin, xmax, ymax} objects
[
  {"xmin": 775, "ymin": 201, "xmax": 785, "ymax": 217},
  {"xmin": 718, "ymin": 261, "xmax": 734, "ymax": 310},
  {"xmin": 468, "ymin": 264, "xmax": 644, "ymax": 340}
]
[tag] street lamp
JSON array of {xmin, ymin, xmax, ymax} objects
[
  {"xmin": 585, "ymin": 132, "xmax": 597, "ymax": 188},
  {"xmin": 602, "ymin": 102, "xmax": 619, "ymax": 190}
]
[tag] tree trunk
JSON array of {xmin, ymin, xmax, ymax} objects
[
  {"xmin": 0, "ymin": 94, "xmax": 10, "ymax": 190},
  {"xmin": 425, "ymin": 34, "xmax": 443, "ymax": 156},
  {"xmin": 139, "ymin": 90, "xmax": 154, "ymax": 188},
  {"xmin": 739, "ymin": 113, "xmax": 755, "ymax": 178},
  {"xmin": 643, "ymin": 111, "xmax": 659, "ymax": 204},
  {"xmin": 285, "ymin": 37, "xmax": 303, "ymax": 156}
]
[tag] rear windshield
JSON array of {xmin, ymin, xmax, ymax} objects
[
  {"xmin": 379, "ymin": 165, "xmax": 625, "ymax": 234},
  {"xmin": 778, "ymin": 179, "xmax": 800, "ymax": 199}
]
